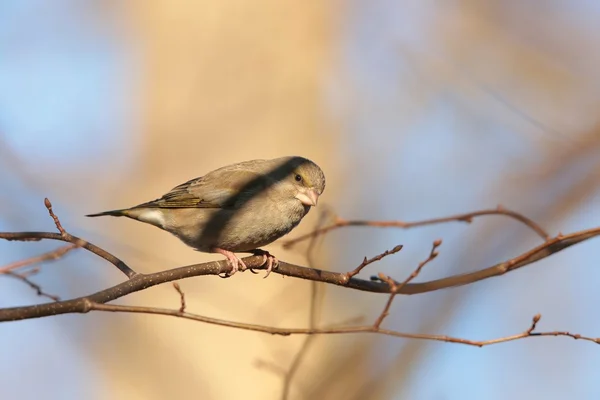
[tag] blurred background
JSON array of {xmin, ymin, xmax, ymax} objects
[{"xmin": 1, "ymin": 1, "xmax": 600, "ymax": 399}]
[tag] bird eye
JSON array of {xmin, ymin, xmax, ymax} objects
[{"xmin": 294, "ymin": 174, "xmax": 302, "ymax": 182}]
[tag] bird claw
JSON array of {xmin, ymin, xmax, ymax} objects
[
  {"xmin": 251, "ymin": 250, "xmax": 279, "ymax": 278},
  {"xmin": 227, "ymin": 257, "xmax": 248, "ymax": 277},
  {"xmin": 212, "ymin": 248, "xmax": 247, "ymax": 277}
]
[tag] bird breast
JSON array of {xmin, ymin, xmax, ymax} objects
[
  {"xmin": 222, "ymin": 197, "xmax": 309, "ymax": 251},
  {"xmin": 164, "ymin": 197, "xmax": 310, "ymax": 253}
]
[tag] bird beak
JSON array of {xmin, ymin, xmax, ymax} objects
[{"xmin": 295, "ymin": 188, "xmax": 319, "ymax": 207}]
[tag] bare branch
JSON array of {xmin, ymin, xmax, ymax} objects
[
  {"xmin": 1, "ymin": 198, "xmax": 599, "ymax": 354},
  {"xmin": 85, "ymin": 302, "xmax": 600, "ymax": 346},
  {"xmin": 4, "ymin": 271, "xmax": 60, "ymax": 302},
  {"xmin": 1, "ymin": 227, "xmax": 599, "ymax": 322},
  {"xmin": 2, "ymin": 198, "xmax": 136, "ymax": 278},
  {"xmin": 282, "ymin": 206, "xmax": 550, "ymax": 248},
  {"xmin": 44, "ymin": 198, "xmax": 66, "ymax": 236},
  {"xmin": 373, "ymin": 240, "xmax": 441, "ymax": 328},
  {"xmin": 345, "ymin": 244, "xmax": 403, "ymax": 281},
  {"xmin": 0, "ymin": 244, "xmax": 78, "ymax": 274},
  {"xmin": 172, "ymin": 282, "xmax": 186, "ymax": 313}
]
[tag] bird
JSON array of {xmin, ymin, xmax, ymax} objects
[{"xmin": 87, "ymin": 156, "xmax": 326, "ymax": 277}]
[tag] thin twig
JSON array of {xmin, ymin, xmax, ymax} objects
[
  {"xmin": 4, "ymin": 271, "xmax": 60, "ymax": 302},
  {"xmin": 373, "ymin": 240, "xmax": 441, "ymax": 328},
  {"xmin": 44, "ymin": 198, "xmax": 66, "ymax": 236},
  {"xmin": 172, "ymin": 282, "xmax": 186, "ymax": 313},
  {"xmin": 282, "ymin": 206, "xmax": 550, "ymax": 249},
  {"xmin": 0, "ymin": 231, "xmax": 136, "ymax": 278},
  {"xmin": 0, "ymin": 244, "xmax": 78, "ymax": 274},
  {"xmin": 2, "ymin": 199, "xmax": 137, "ymax": 279},
  {"xmin": 345, "ymin": 244, "xmax": 404, "ymax": 281},
  {"xmin": 85, "ymin": 302, "xmax": 600, "ymax": 346},
  {"xmin": 17, "ymin": 267, "xmax": 40, "ymax": 278}
]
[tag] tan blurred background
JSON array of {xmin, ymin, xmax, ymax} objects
[{"xmin": 1, "ymin": 1, "xmax": 600, "ymax": 399}]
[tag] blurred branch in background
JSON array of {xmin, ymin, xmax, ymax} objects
[
  {"xmin": 279, "ymin": 207, "xmax": 332, "ymax": 400},
  {"xmin": 0, "ymin": 243, "xmax": 77, "ymax": 275},
  {"xmin": 0, "ymin": 243, "xmax": 78, "ymax": 303}
]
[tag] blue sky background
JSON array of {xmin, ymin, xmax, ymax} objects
[{"xmin": 1, "ymin": 1, "xmax": 600, "ymax": 399}]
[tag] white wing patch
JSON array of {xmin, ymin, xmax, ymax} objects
[{"xmin": 137, "ymin": 209, "xmax": 166, "ymax": 228}]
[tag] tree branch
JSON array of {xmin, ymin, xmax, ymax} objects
[
  {"xmin": 346, "ymin": 244, "xmax": 404, "ymax": 280},
  {"xmin": 84, "ymin": 302, "xmax": 600, "ymax": 346},
  {"xmin": 4, "ymin": 270, "xmax": 61, "ymax": 302},
  {"xmin": 1, "ymin": 198, "xmax": 599, "ymax": 348},
  {"xmin": 282, "ymin": 205, "xmax": 550, "ymax": 248},
  {"xmin": 373, "ymin": 240, "xmax": 441, "ymax": 328},
  {"xmin": 0, "ymin": 244, "xmax": 78, "ymax": 274},
  {"xmin": 1, "ymin": 226, "xmax": 599, "ymax": 322}
]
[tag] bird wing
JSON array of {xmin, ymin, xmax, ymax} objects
[{"xmin": 132, "ymin": 168, "xmax": 271, "ymax": 210}]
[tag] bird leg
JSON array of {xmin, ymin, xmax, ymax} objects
[
  {"xmin": 211, "ymin": 247, "xmax": 247, "ymax": 277},
  {"xmin": 251, "ymin": 249, "xmax": 279, "ymax": 278}
]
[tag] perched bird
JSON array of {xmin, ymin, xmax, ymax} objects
[{"xmin": 87, "ymin": 156, "xmax": 326, "ymax": 276}]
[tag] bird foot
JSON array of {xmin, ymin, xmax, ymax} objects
[
  {"xmin": 212, "ymin": 248, "xmax": 247, "ymax": 277},
  {"xmin": 251, "ymin": 249, "xmax": 279, "ymax": 278}
]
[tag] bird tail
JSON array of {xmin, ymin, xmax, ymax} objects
[{"xmin": 86, "ymin": 209, "xmax": 130, "ymax": 218}]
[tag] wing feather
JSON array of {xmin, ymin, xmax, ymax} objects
[{"xmin": 132, "ymin": 168, "xmax": 270, "ymax": 210}]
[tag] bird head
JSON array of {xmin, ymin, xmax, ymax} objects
[{"xmin": 272, "ymin": 156, "xmax": 326, "ymax": 207}]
